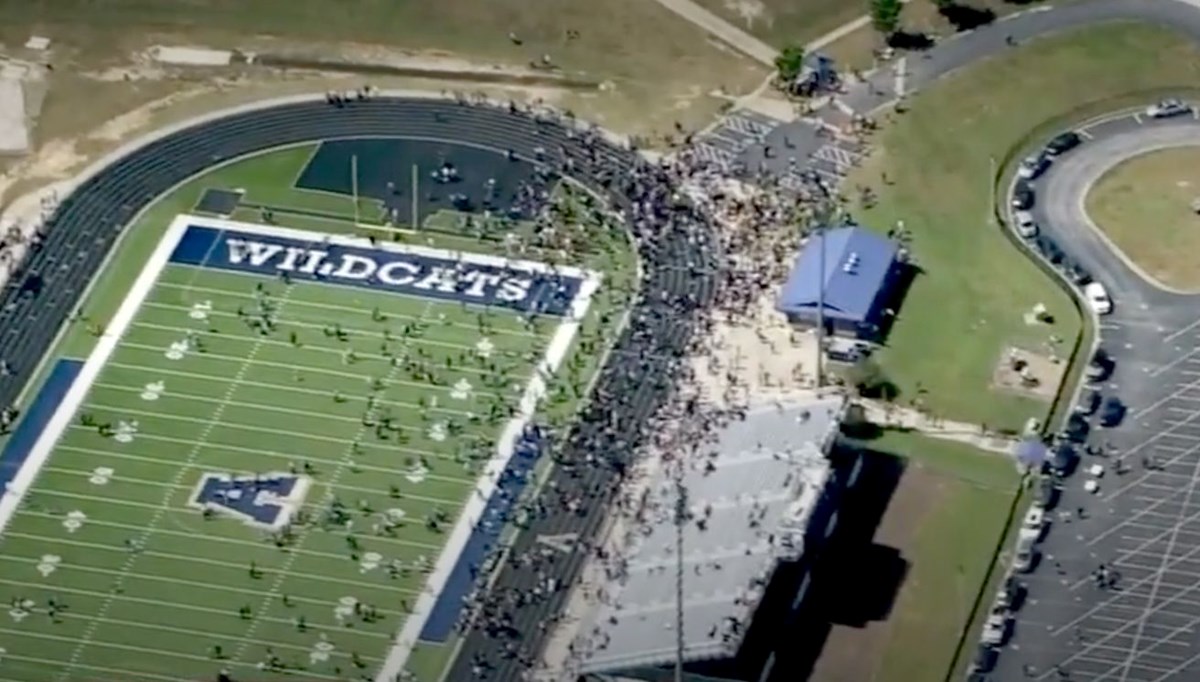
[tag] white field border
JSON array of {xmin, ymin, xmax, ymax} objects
[
  {"xmin": 0, "ymin": 212, "xmax": 601, "ymax": 680},
  {"xmin": 0, "ymin": 216, "xmax": 191, "ymax": 533}
]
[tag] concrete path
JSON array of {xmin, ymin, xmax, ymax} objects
[
  {"xmin": 650, "ymin": 0, "xmax": 779, "ymax": 65},
  {"xmin": 858, "ymin": 400, "xmax": 1021, "ymax": 455}
]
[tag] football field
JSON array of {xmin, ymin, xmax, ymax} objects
[{"xmin": 0, "ymin": 216, "xmax": 598, "ymax": 681}]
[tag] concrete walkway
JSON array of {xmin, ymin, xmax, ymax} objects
[
  {"xmin": 651, "ymin": 0, "xmax": 779, "ymax": 65},
  {"xmin": 857, "ymin": 400, "xmax": 1021, "ymax": 455}
]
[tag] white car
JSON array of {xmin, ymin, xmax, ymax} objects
[
  {"xmin": 1021, "ymin": 506, "xmax": 1046, "ymax": 540},
  {"xmin": 1084, "ymin": 281, "xmax": 1113, "ymax": 315},
  {"xmin": 1014, "ymin": 210, "xmax": 1038, "ymax": 238},
  {"xmin": 1146, "ymin": 99, "xmax": 1191, "ymax": 119},
  {"xmin": 1017, "ymin": 153, "xmax": 1050, "ymax": 180}
]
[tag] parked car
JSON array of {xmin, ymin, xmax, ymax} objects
[
  {"xmin": 1044, "ymin": 131, "xmax": 1082, "ymax": 156},
  {"xmin": 1084, "ymin": 281, "xmax": 1113, "ymax": 315},
  {"xmin": 1018, "ymin": 152, "xmax": 1051, "ymax": 180},
  {"xmin": 1100, "ymin": 397, "xmax": 1126, "ymax": 428},
  {"xmin": 1021, "ymin": 506, "xmax": 1047, "ymax": 540},
  {"xmin": 995, "ymin": 575, "xmax": 1027, "ymax": 612},
  {"xmin": 1075, "ymin": 388, "xmax": 1101, "ymax": 416},
  {"xmin": 982, "ymin": 609, "xmax": 1013, "ymax": 646},
  {"xmin": 1146, "ymin": 98, "xmax": 1191, "ymax": 119},
  {"xmin": 1068, "ymin": 263, "xmax": 1092, "ymax": 286},
  {"xmin": 970, "ymin": 644, "xmax": 999, "ymax": 674},
  {"xmin": 1050, "ymin": 444, "xmax": 1079, "ymax": 477},
  {"xmin": 1064, "ymin": 413, "xmax": 1090, "ymax": 443},
  {"xmin": 1014, "ymin": 210, "xmax": 1039, "ymax": 238},
  {"xmin": 1086, "ymin": 348, "xmax": 1114, "ymax": 383},
  {"xmin": 1037, "ymin": 477, "xmax": 1061, "ymax": 510},
  {"xmin": 1012, "ymin": 180, "xmax": 1035, "ymax": 209}
]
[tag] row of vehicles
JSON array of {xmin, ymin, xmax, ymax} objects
[
  {"xmin": 1010, "ymin": 130, "xmax": 1116, "ymax": 316},
  {"xmin": 970, "ymin": 350, "xmax": 1121, "ymax": 678},
  {"xmin": 972, "ymin": 105, "xmax": 1173, "ymax": 681}
]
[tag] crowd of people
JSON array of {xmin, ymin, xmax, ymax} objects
[{"xmin": 421, "ymin": 92, "xmax": 840, "ymax": 682}]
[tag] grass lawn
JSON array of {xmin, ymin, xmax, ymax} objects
[
  {"xmin": 0, "ymin": 0, "xmax": 764, "ymax": 136},
  {"xmin": 690, "ymin": 0, "xmax": 866, "ymax": 49},
  {"xmin": 1086, "ymin": 146, "xmax": 1200, "ymax": 291},
  {"xmin": 846, "ymin": 22, "xmax": 1200, "ymax": 432},
  {"xmin": 863, "ymin": 430, "xmax": 1021, "ymax": 682}
]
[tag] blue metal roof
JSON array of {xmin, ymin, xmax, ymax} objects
[{"xmin": 777, "ymin": 226, "xmax": 899, "ymax": 324}]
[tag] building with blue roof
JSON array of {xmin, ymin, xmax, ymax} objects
[{"xmin": 777, "ymin": 225, "xmax": 903, "ymax": 340}]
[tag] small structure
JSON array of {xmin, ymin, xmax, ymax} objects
[
  {"xmin": 776, "ymin": 225, "xmax": 904, "ymax": 340},
  {"xmin": 785, "ymin": 53, "xmax": 840, "ymax": 97}
]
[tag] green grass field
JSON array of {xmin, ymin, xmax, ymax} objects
[
  {"xmin": 0, "ymin": 235, "xmax": 579, "ymax": 681},
  {"xmin": 847, "ymin": 22, "xmax": 1200, "ymax": 432}
]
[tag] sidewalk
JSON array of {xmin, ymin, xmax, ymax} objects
[
  {"xmin": 651, "ymin": 0, "xmax": 779, "ymax": 66},
  {"xmin": 857, "ymin": 399, "xmax": 1020, "ymax": 455}
]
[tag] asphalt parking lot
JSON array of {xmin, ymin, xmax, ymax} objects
[{"xmin": 990, "ymin": 108, "xmax": 1200, "ymax": 681}]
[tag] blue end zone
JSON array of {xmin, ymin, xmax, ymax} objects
[
  {"xmin": 419, "ymin": 425, "xmax": 544, "ymax": 642},
  {"xmin": 0, "ymin": 359, "xmax": 84, "ymax": 491},
  {"xmin": 171, "ymin": 225, "xmax": 583, "ymax": 315}
]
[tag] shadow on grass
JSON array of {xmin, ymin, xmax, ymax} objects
[
  {"xmin": 938, "ymin": 3, "xmax": 997, "ymax": 32},
  {"xmin": 770, "ymin": 447, "xmax": 909, "ymax": 681}
]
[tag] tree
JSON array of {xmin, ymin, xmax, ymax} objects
[
  {"xmin": 774, "ymin": 44, "xmax": 806, "ymax": 83},
  {"xmin": 871, "ymin": 0, "xmax": 904, "ymax": 37}
]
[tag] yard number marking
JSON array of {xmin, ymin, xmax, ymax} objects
[
  {"xmin": 89, "ymin": 467, "xmax": 115, "ymax": 485},
  {"xmin": 359, "ymin": 551, "xmax": 383, "ymax": 574},
  {"xmin": 140, "ymin": 381, "xmax": 165, "ymax": 401},
  {"xmin": 164, "ymin": 339, "xmax": 190, "ymax": 361},
  {"xmin": 450, "ymin": 379, "xmax": 473, "ymax": 400},
  {"xmin": 405, "ymin": 464, "xmax": 428, "ymax": 484},
  {"xmin": 189, "ymin": 300, "xmax": 213, "ymax": 320},
  {"xmin": 475, "ymin": 338, "xmax": 495, "ymax": 358},
  {"xmin": 427, "ymin": 421, "xmax": 448, "ymax": 442},
  {"xmin": 113, "ymin": 420, "xmax": 138, "ymax": 444},
  {"xmin": 309, "ymin": 635, "xmax": 335, "ymax": 664},
  {"xmin": 333, "ymin": 596, "xmax": 358, "ymax": 622},
  {"xmin": 8, "ymin": 599, "xmax": 32, "ymax": 623},
  {"xmin": 62, "ymin": 510, "xmax": 87, "ymax": 534},
  {"xmin": 37, "ymin": 554, "xmax": 61, "ymax": 578}
]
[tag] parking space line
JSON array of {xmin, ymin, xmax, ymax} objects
[
  {"xmin": 1167, "ymin": 317, "xmax": 1200, "ymax": 343},
  {"xmin": 1151, "ymin": 349, "xmax": 1200, "ymax": 378},
  {"xmin": 1131, "ymin": 375, "xmax": 1200, "ymax": 421},
  {"xmin": 1145, "ymin": 649, "xmax": 1200, "ymax": 682}
]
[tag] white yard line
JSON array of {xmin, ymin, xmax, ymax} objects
[
  {"xmin": 2, "ymin": 626, "xmax": 348, "ymax": 680},
  {"xmin": 116, "ymin": 342, "xmax": 508, "ymax": 396},
  {"xmin": 91, "ymin": 386, "xmax": 478, "ymax": 423},
  {"xmin": 56, "ymin": 441, "xmax": 468, "ymax": 489},
  {"xmin": 0, "ymin": 574, "xmax": 402, "ymax": 624},
  {"xmin": 144, "ymin": 294, "xmax": 540, "ymax": 339},
  {"xmin": 15, "ymin": 509, "xmax": 433, "ymax": 562},
  {"xmin": 132, "ymin": 317, "xmax": 530, "ymax": 366},
  {"xmin": 57, "ymin": 285, "xmax": 298, "ymax": 679},
  {"xmin": 51, "ymin": 443, "xmax": 472, "ymax": 486},
  {"xmin": 231, "ymin": 299, "xmax": 437, "ymax": 665},
  {"xmin": 66, "ymin": 425, "xmax": 452, "ymax": 467},
  {"xmin": 95, "ymin": 374, "xmax": 481, "ymax": 425}
]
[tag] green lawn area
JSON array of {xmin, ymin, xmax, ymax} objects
[
  {"xmin": 1086, "ymin": 146, "xmax": 1200, "ymax": 292},
  {"xmin": 847, "ymin": 21, "xmax": 1200, "ymax": 432},
  {"xmin": 859, "ymin": 430, "xmax": 1021, "ymax": 682}
]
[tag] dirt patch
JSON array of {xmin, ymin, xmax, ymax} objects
[
  {"xmin": 990, "ymin": 345, "xmax": 1064, "ymax": 401},
  {"xmin": 810, "ymin": 465, "xmax": 947, "ymax": 682}
]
